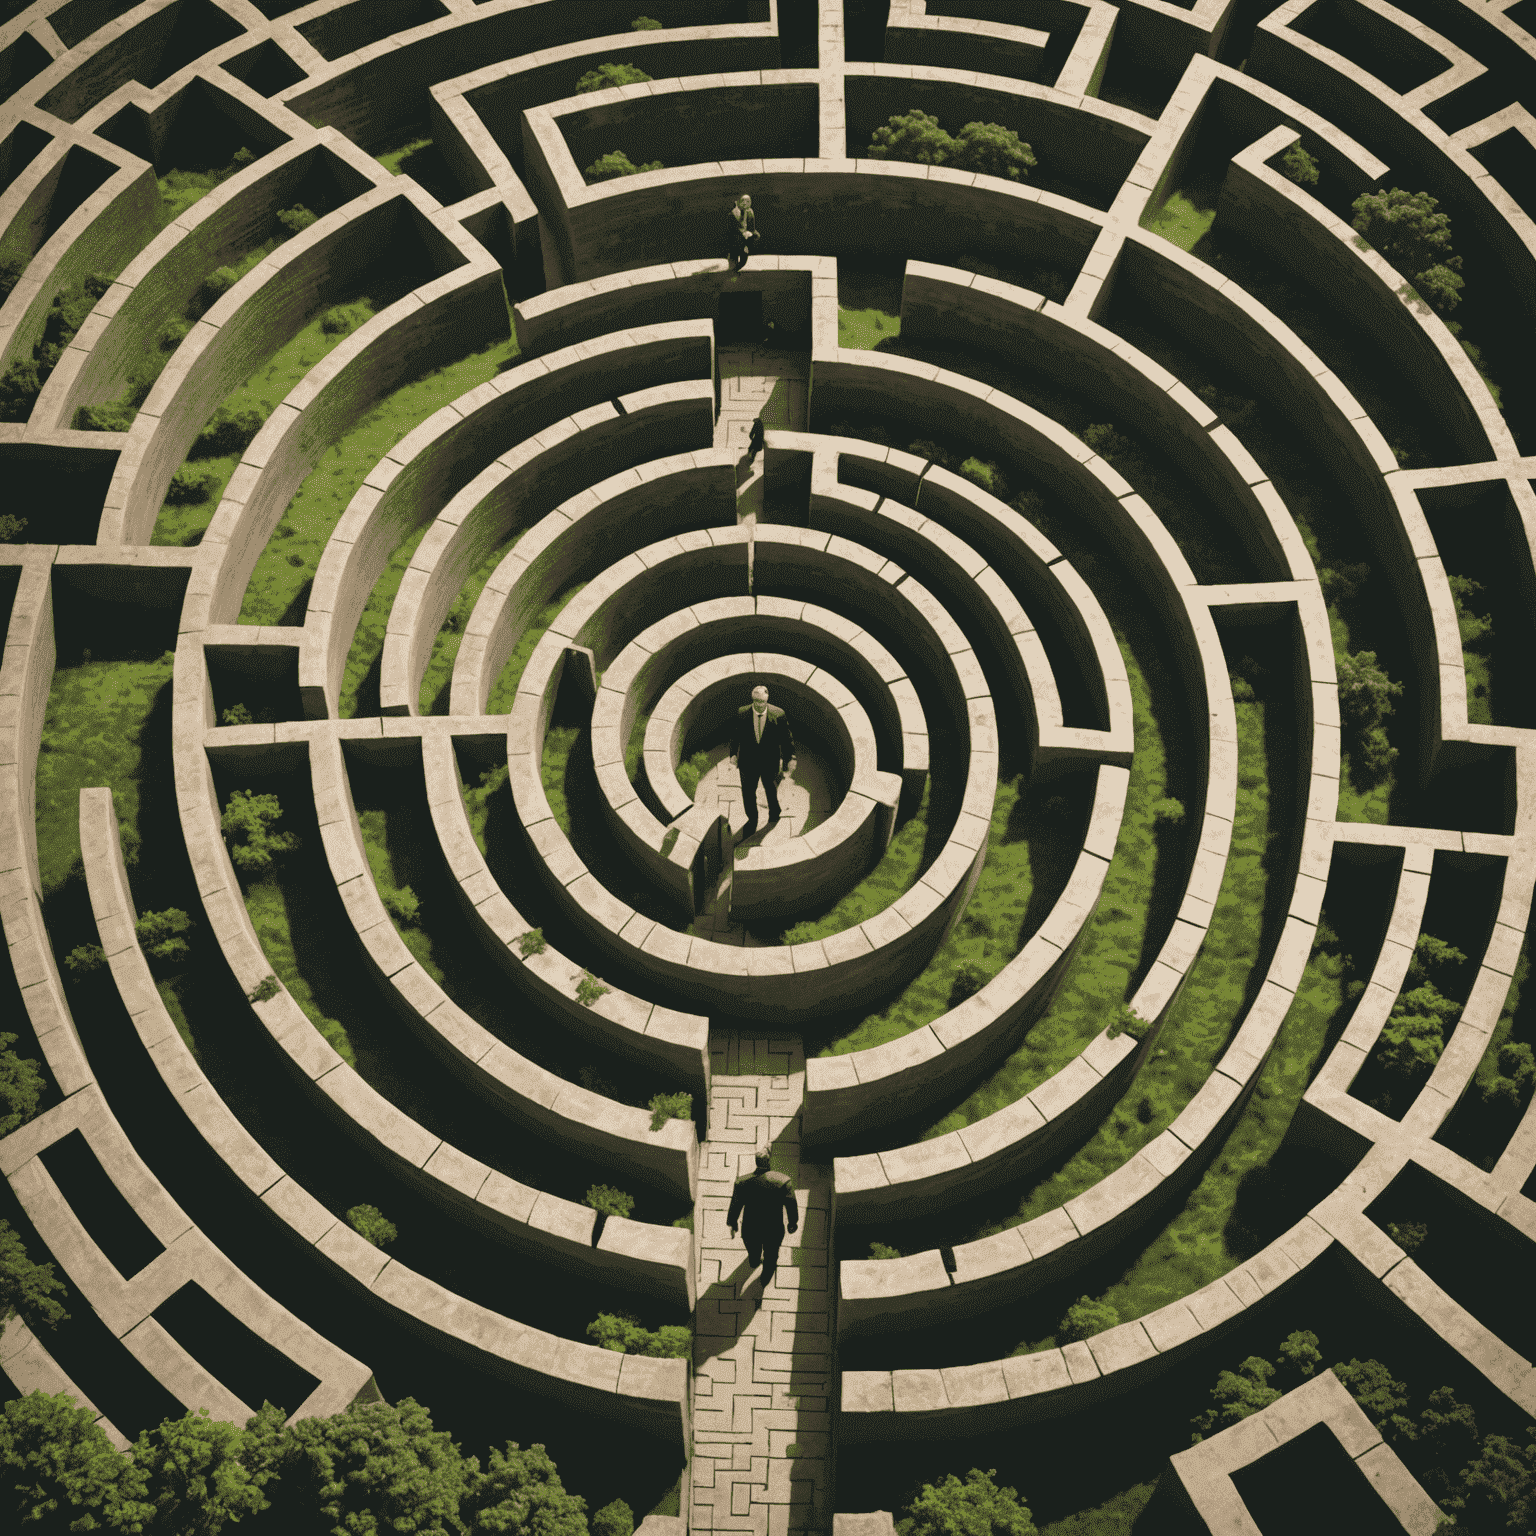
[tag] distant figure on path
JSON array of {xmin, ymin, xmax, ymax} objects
[
  {"xmin": 729, "ymin": 193, "xmax": 760, "ymax": 271},
  {"xmin": 728, "ymin": 1152, "xmax": 799, "ymax": 1283},
  {"xmin": 731, "ymin": 684, "xmax": 794, "ymax": 836}
]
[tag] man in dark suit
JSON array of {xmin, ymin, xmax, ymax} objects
[
  {"xmin": 728, "ymin": 1151, "xmax": 799, "ymax": 1284},
  {"xmin": 731, "ymin": 684, "xmax": 794, "ymax": 836}
]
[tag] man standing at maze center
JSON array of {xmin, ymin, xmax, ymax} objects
[
  {"xmin": 728, "ymin": 1151, "xmax": 799, "ymax": 1286},
  {"xmin": 731, "ymin": 683, "xmax": 795, "ymax": 836}
]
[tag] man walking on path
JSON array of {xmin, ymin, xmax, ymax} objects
[
  {"xmin": 730, "ymin": 684, "xmax": 794, "ymax": 836},
  {"xmin": 727, "ymin": 1152, "xmax": 799, "ymax": 1285},
  {"xmin": 728, "ymin": 193, "xmax": 759, "ymax": 271}
]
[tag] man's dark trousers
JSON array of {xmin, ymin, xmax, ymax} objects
[
  {"xmin": 727, "ymin": 1168, "xmax": 800, "ymax": 1279},
  {"xmin": 732, "ymin": 704, "xmax": 794, "ymax": 829}
]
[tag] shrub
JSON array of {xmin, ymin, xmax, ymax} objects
[
  {"xmin": 1386, "ymin": 1221, "xmax": 1429, "ymax": 1255},
  {"xmin": 673, "ymin": 1213, "xmax": 694, "ymax": 1231},
  {"xmin": 517, "ymin": 927, "xmax": 546, "ymax": 957},
  {"xmin": 1057, "ymin": 1295, "xmax": 1119, "ymax": 1343},
  {"xmin": 869, "ymin": 1242, "xmax": 902, "ymax": 1260},
  {"xmin": 64, "ymin": 945, "xmax": 106, "ymax": 974},
  {"xmin": 248, "ymin": 974, "xmax": 280, "ymax": 1003},
  {"xmin": 1378, "ymin": 934, "xmax": 1465, "ymax": 1080},
  {"xmin": 0, "ymin": 513, "xmax": 28, "ymax": 541},
  {"xmin": 159, "ymin": 317, "xmax": 191, "ymax": 352},
  {"xmin": 346, "ymin": 1204, "xmax": 397, "ymax": 1248},
  {"xmin": 585, "ymin": 1184, "xmax": 635, "ymax": 1219},
  {"xmin": 1106, "ymin": 1002, "xmax": 1145, "ymax": 1040},
  {"xmin": 585, "ymin": 150, "xmax": 664, "ymax": 182},
  {"xmin": 1191, "ymin": 1356, "xmax": 1281, "ymax": 1441},
  {"xmin": 958, "ymin": 456, "xmax": 1008, "ymax": 500},
  {"xmin": 866, "ymin": 109, "xmax": 956, "ymax": 166},
  {"xmin": 1352, "ymin": 187, "xmax": 1463, "ymax": 316},
  {"xmin": 576, "ymin": 971, "xmax": 611, "ymax": 1008},
  {"xmin": 675, "ymin": 749, "xmax": 711, "ymax": 798},
  {"xmin": 1336, "ymin": 649, "xmax": 1403, "ymax": 786},
  {"xmin": 1333, "ymin": 1357, "xmax": 1408, "ymax": 1425},
  {"xmin": 73, "ymin": 400, "xmax": 137, "ymax": 432},
  {"xmin": 0, "ymin": 359, "xmax": 41, "ymax": 422},
  {"xmin": 1277, "ymin": 1329, "xmax": 1322, "ymax": 1380},
  {"xmin": 382, "ymin": 885, "xmax": 421, "ymax": 926},
  {"xmin": 1280, "ymin": 142, "xmax": 1320, "ymax": 185},
  {"xmin": 194, "ymin": 404, "xmax": 266, "ymax": 458},
  {"xmin": 0, "ymin": 1034, "xmax": 43, "ymax": 1139},
  {"xmin": 320, "ymin": 300, "xmax": 370, "ymax": 337},
  {"xmin": 135, "ymin": 908, "xmax": 194, "ymax": 967},
  {"xmin": 1081, "ymin": 422, "xmax": 1134, "ymax": 464},
  {"xmin": 648, "ymin": 1091, "xmax": 692, "ymax": 1132},
  {"xmin": 1151, "ymin": 796, "xmax": 1185, "ymax": 824},
  {"xmin": 902, "ymin": 1468, "xmax": 1037, "ymax": 1536},
  {"xmin": 276, "ymin": 204, "xmax": 317, "ymax": 238},
  {"xmin": 910, "ymin": 437, "xmax": 959, "ymax": 470},
  {"xmin": 1482, "ymin": 1039, "xmax": 1536, "ymax": 1109},
  {"xmin": 575, "ymin": 62, "xmax": 654, "ymax": 93},
  {"xmin": 595, "ymin": 1499, "xmax": 635, "ymax": 1536},
  {"xmin": 0, "ymin": 250, "xmax": 24, "ymax": 301},
  {"xmin": 221, "ymin": 789, "xmax": 300, "ymax": 878},
  {"xmin": 0, "ymin": 1391, "xmax": 148, "ymax": 1531},
  {"xmin": 221, "ymin": 703, "xmax": 253, "ymax": 726},
  {"xmin": 165, "ymin": 464, "xmax": 219, "ymax": 504},
  {"xmin": 645, "ymin": 1325, "xmax": 691, "ymax": 1359},
  {"xmin": 0, "ymin": 1221, "xmax": 68, "ymax": 1330},
  {"xmin": 632, "ymin": 14, "xmax": 663, "ymax": 26},
  {"xmin": 951, "ymin": 120, "xmax": 1036, "ymax": 181},
  {"xmin": 195, "ymin": 265, "xmax": 240, "ymax": 315}
]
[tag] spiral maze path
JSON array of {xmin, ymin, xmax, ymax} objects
[{"xmin": 2, "ymin": 0, "xmax": 1536, "ymax": 1531}]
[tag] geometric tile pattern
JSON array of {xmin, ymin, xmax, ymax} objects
[{"xmin": 691, "ymin": 1035, "xmax": 833, "ymax": 1536}]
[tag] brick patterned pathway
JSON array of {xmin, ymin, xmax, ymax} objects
[
  {"xmin": 691, "ymin": 1035, "xmax": 832, "ymax": 1536},
  {"xmin": 715, "ymin": 347, "xmax": 809, "ymax": 538}
]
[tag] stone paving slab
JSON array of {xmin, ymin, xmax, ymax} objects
[{"xmin": 694, "ymin": 1034, "xmax": 832, "ymax": 1536}]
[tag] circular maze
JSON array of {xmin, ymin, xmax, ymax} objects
[{"xmin": 1, "ymin": 0, "xmax": 1535, "ymax": 1531}]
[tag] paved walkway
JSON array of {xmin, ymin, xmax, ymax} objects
[
  {"xmin": 691, "ymin": 1036, "xmax": 832, "ymax": 1536},
  {"xmin": 715, "ymin": 347, "xmax": 809, "ymax": 542}
]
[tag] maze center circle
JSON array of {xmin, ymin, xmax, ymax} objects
[{"xmin": 4, "ymin": 2, "xmax": 1536, "ymax": 1533}]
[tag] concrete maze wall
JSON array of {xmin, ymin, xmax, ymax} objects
[{"xmin": 2, "ymin": 0, "xmax": 1535, "ymax": 1532}]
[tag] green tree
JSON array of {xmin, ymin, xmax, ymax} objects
[
  {"xmin": 584, "ymin": 151, "xmax": 663, "ymax": 182},
  {"xmin": 1336, "ymin": 650, "xmax": 1402, "ymax": 785},
  {"xmin": 194, "ymin": 404, "xmax": 267, "ymax": 459},
  {"xmin": 0, "ymin": 512, "xmax": 27, "ymax": 540},
  {"xmin": 1351, "ymin": 187, "xmax": 1464, "ymax": 316},
  {"xmin": 1280, "ymin": 142, "xmax": 1320, "ymax": 185},
  {"xmin": 644, "ymin": 1326, "xmax": 691, "ymax": 1360},
  {"xmin": 0, "ymin": 359, "xmax": 41, "ymax": 422},
  {"xmin": 136, "ymin": 908, "xmax": 194, "ymax": 967},
  {"xmin": 1378, "ymin": 936, "xmax": 1465, "ymax": 1081},
  {"xmin": 221, "ymin": 703, "xmax": 253, "ymax": 726},
  {"xmin": 276, "ymin": 204, "xmax": 318, "ymax": 238},
  {"xmin": 465, "ymin": 1441, "xmax": 589, "ymax": 1536},
  {"xmin": 593, "ymin": 1498, "xmax": 634, "ymax": 1536},
  {"xmin": 1482, "ymin": 1040, "xmax": 1536, "ymax": 1109},
  {"xmin": 250, "ymin": 1396, "xmax": 476, "ymax": 1535},
  {"xmin": 1081, "ymin": 422, "xmax": 1135, "ymax": 465},
  {"xmin": 1191, "ymin": 1357, "xmax": 1281, "ymax": 1441},
  {"xmin": 134, "ymin": 1406, "xmax": 267, "ymax": 1533},
  {"xmin": 869, "ymin": 1242, "xmax": 902, "ymax": 1260},
  {"xmin": 951, "ymin": 121, "xmax": 1035, "ymax": 181},
  {"xmin": 901, "ymin": 1467, "xmax": 1036, "ymax": 1536},
  {"xmin": 959, "ymin": 457, "xmax": 1008, "ymax": 499},
  {"xmin": 1057, "ymin": 1296, "xmax": 1119, "ymax": 1343},
  {"xmin": 1385, "ymin": 1220, "xmax": 1428, "ymax": 1255},
  {"xmin": 166, "ymin": 465, "xmax": 219, "ymax": 505},
  {"xmin": 866, "ymin": 110, "xmax": 957, "ymax": 166},
  {"xmin": 1276, "ymin": 1329, "xmax": 1321, "ymax": 1381},
  {"xmin": 584, "ymin": 1185, "xmax": 634, "ymax": 1219},
  {"xmin": 575, "ymin": 62, "xmax": 654, "ymax": 93},
  {"xmin": 0, "ymin": 1220, "xmax": 67, "ymax": 1330},
  {"xmin": 347, "ymin": 1204, "xmax": 398, "ymax": 1248},
  {"xmin": 0, "ymin": 250, "xmax": 24, "ymax": 301},
  {"xmin": 0, "ymin": 1033, "xmax": 44, "ymax": 1137},
  {"xmin": 632, "ymin": 15, "xmax": 663, "ymax": 27},
  {"xmin": 65, "ymin": 944, "xmax": 107, "ymax": 974},
  {"xmin": 383, "ymin": 885, "xmax": 421, "ymax": 926},
  {"xmin": 221, "ymin": 790, "xmax": 300, "ymax": 878},
  {"xmin": 1397, "ymin": 1387, "xmax": 1479, "ymax": 1502},
  {"xmin": 648, "ymin": 1092, "xmax": 691, "ymax": 1131},
  {"xmin": 1333, "ymin": 1358, "xmax": 1409, "ymax": 1426},
  {"xmin": 587, "ymin": 1312, "xmax": 647, "ymax": 1353},
  {"xmin": 0, "ymin": 1391, "xmax": 151, "ymax": 1529},
  {"xmin": 1449, "ymin": 1428, "xmax": 1536, "ymax": 1534}
]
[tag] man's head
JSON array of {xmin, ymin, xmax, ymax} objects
[
  {"xmin": 755, "ymin": 1152, "xmax": 772, "ymax": 1172},
  {"xmin": 738, "ymin": 194, "xmax": 752, "ymax": 209},
  {"xmin": 752, "ymin": 684, "xmax": 769, "ymax": 717}
]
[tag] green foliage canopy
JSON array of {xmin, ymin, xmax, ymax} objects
[
  {"xmin": 900, "ymin": 1467, "xmax": 1036, "ymax": 1536},
  {"xmin": 575, "ymin": 62, "xmax": 653, "ymax": 93},
  {"xmin": 221, "ymin": 790, "xmax": 300, "ymax": 878}
]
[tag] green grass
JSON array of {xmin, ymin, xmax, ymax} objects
[
  {"xmin": 821, "ymin": 777, "xmax": 1034, "ymax": 1056},
  {"xmin": 838, "ymin": 305, "xmax": 901, "ymax": 351},
  {"xmin": 783, "ymin": 784, "xmax": 930, "ymax": 945},
  {"xmin": 484, "ymin": 583, "xmax": 587, "ymax": 715},
  {"xmin": 418, "ymin": 533, "xmax": 525, "ymax": 713},
  {"xmin": 1142, "ymin": 190, "xmax": 1217, "ymax": 253},
  {"xmin": 977, "ymin": 695, "xmax": 1270, "ymax": 1240},
  {"xmin": 911, "ymin": 644, "xmax": 1168, "ymax": 1131},
  {"xmin": 244, "ymin": 877, "xmax": 355, "ymax": 1066},
  {"xmin": 542, "ymin": 726, "xmax": 581, "ymax": 836},
  {"xmin": 157, "ymin": 977, "xmax": 200, "ymax": 1062},
  {"xmin": 35, "ymin": 657, "xmax": 174, "ymax": 895},
  {"xmin": 1038, "ymin": 1484, "xmax": 1155, "ymax": 1536},
  {"xmin": 241, "ymin": 335, "xmax": 520, "ymax": 622}
]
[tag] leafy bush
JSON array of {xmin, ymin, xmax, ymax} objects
[
  {"xmin": 517, "ymin": 927, "xmax": 547, "ymax": 957},
  {"xmin": 1482, "ymin": 1039, "xmax": 1536, "ymax": 1109},
  {"xmin": 866, "ymin": 111, "xmax": 1035, "ymax": 180},
  {"xmin": 159, "ymin": 317, "xmax": 190, "ymax": 352},
  {"xmin": 73, "ymin": 400, "xmax": 138, "ymax": 432},
  {"xmin": 648, "ymin": 1091, "xmax": 692, "ymax": 1131},
  {"xmin": 193, "ymin": 403, "xmax": 266, "ymax": 458},
  {"xmin": 0, "ymin": 250, "xmax": 24, "ymax": 301},
  {"xmin": 585, "ymin": 1312, "xmax": 690, "ymax": 1358},
  {"xmin": 1057, "ymin": 1295, "xmax": 1119, "ymax": 1343},
  {"xmin": 575, "ymin": 62, "xmax": 654, "ymax": 93},
  {"xmin": 632, "ymin": 14, "xmax": 663, "ymax": 26},
  {"xmin": 221, "ymin": 789, "xmax": 300, "ymax": 878},
  {"xmin": 951, "ymin": 120, "xmax": 1036, "ymax": 181},
  {"xmin": 673, "ymin": 1213, "xmax": 694, "ymax": 1231},
  {"xmin": 867, "ymin": 109, "xmax": 955, "ymax": 165},
  {"xmin": 595, "ymin": 1498, "xmax": 635, "ymax": 1536},
  {"xmin": 1191, "ymin": 1357, "xmax": 1282, "ymax": 1441},
  {"xmin": 0, "ymin": 513, "xmax": 28, "ymax": 541},
  {"xmin": 1151, "ymin": 796, "xmax": 1185, "ymax": 823},
  {"xmin": 584, "ymin": 150, "xmax": 664, "ymax": 182},
  {"xmin": 959, "ymin": 456, "xmax": 1008, "ymax": 499},
  {"xmin": 1280, "ymin": 142, "xmax": 1320, "ymax": 185},
  {"xmin": 275, "ymin": 204, "xmax": 317, "ymax": 238},
  {"xmin": 910, "ymin": 437, "xmax": 959, "ymax": 470},
  {"xmin": 869, "ymin": 1242, "xmax": 902, "ymax": 1260},
  {"xmin": 221, "ymin": 703, "xmax": 253, "ymax": 726},
  {"xmin": 1336, "ymin": 649, "xmax": 1403, "ymax": 786},
  {"xmin": 1386, "ymin": 1221, "xmax": 1429, "ymax": 1255},
  {"xmin": 1081, "ymin": 422, "xmax": 1134, "ymax": 464},
  {"xmin": 320, "ymin": 300, "xmax": 370, "ymax": 337},
  {"xmin": 1352, "ymin": 187, "xmax": 1464, "ymax": 316},
  {"xmin": 1333, "ymin": 1357, "xmax": 1409, "ymax": 1425},
  {"xmin": 135, "ymin": 908, "xmax": 194, "ymax": 967},
  {"xmin": 0, "ymin": 1391, "xmax": 148, "ymax": 1532},
  {"xmin": 1277, "ymin": 1329, "xmax": 1321, "ymax": 1379},
  {"xmin": 901, "ymin": 1468, "xmax": 1036, "ymax": 1536},
  {"xmin": 584, "ymin": 1184, "xmax": 634, "ymax": 1219},
  {"xmin": 64, "ymin": 945, "xmax": 106, "ymax": 974},
  {"xmin": 675, "ymin": 749, "xmax": 712, "ymax": 798},
  {"xmin": 0, "ymin": 1222, "xmax": 68, "ymax": 1330},
  {"xmin": 1378, "ymin": 934, "xmax": 1465, "ymax": 1080},
  {"xmin": 382, "ymin": 885, "xmax": 421, "ymax": 926},
  {"xmin": 346, "ymin": 1204, "xmax": 397, "ymax": 1248},
  {"xmin": 0, "ymin": 1035, "xmax": 43, "ymax": 1139},
  {"xmin": 248, "ymin": 974, "xmax": 281, "ymax": 1003},
  {"xmin": 576, "ymin": 971, "xmax": 611, "ymax": 1008},
  {"xmin": 1105, "ymin": 1002, "xmax": 1145, "ymax": 1040},
  {"xmin": 0, "ymin": 360, "xmax": 41, "ymax": 422},
  {"xmin": 165, "ymin": 464, "xmax": 219, "ymax": 504}
]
